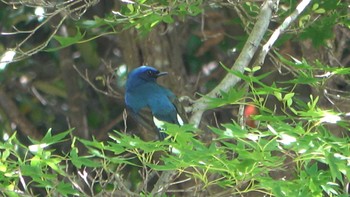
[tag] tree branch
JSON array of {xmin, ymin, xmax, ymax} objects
[
  {"xmin": 255, "ymin": 0, "xmax": 312, "ymax": 66},
  {"xmin": 151, "ymin": 170, "xmax": 178, "ymax": 196},
  {"xmin": 59, "ymin": 26, "xmax": 90, "ymax": 142},
  {"xmin": 0, "ymin": 88, "xmax": 43, "ymax": 140},
  {"xmin": 189, "ymin": 0, "xmax": 279, "ymax": 127}
]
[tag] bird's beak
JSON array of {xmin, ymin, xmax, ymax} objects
[{"xmin": 156, "ymin": 72, "xmax": 168, "ymax": 77}]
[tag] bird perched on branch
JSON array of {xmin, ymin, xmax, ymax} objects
[{"xmin": 125, "ymin": 66, "xmax": 185, "ymax": 140}]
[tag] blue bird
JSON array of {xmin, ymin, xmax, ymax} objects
[{"xmin": 125, "ymin": 66, "xmax": 184, "ymax": 140}]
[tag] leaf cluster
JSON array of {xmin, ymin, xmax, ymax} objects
[{"xmin": 1, "ymin": 59, "xmax": 350, "ymax": 196}]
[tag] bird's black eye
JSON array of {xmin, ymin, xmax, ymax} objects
[{"xmin": 147, "ymin": 70, "xmax": 153, "ymax": 76}]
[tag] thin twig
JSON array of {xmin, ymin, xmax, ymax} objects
[
  {"xmin": 73, "ymin": 65, "xmax": 121, "ymax": 99},
  {"xmin": 1, "ymin": 0, "xmax": 98, "ymax": 63}
]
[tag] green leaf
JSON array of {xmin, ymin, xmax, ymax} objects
[
  {"xmin": 312, "ymin": 3, "xmax": 319, "ymax": 11},
  {"xmin": 162, "ymin": 15, "xmax": 174, "ymax": 24},
  {"xmin": 287, "ymin": 98, "xmax": 293, "ymax": 107},
  {"xmin": 284, "ymin": 92, "xmax": 294, "ymax": 107},
  {"xmin": 79, "ymin": 138, "xmax": 105, "ymax": 150},
  {"xmin": 251, "ymin": 66, "xmax": 261, "ymax": 72},
  {"xmin": 326, "ymin": 152, "xmax": 343, "ymax": 183},
  {"xmin": 274, "ymin": 91, "xmax": 283, "ymax": 101},
  {"xmin": 38, "ymin": 129, "xmax": 71, "ymax": 145},
  {"xmin": 284, "ymin": 92, "xmax": 295, "ymax": 101},
  {"xmin": 2, "ymin": 149, "xmax": 10, "ymax": 161},
  {"xmin": 70, "ymin": 148, "xmax": 101, "ymax": 168},
  {"xmin": 300, "ymin": 14, "xmax": 337, "ymax": 47},
  {"xmin": 188, "ymin": 4, "xmax": 202, "ymax": 16},
  {"xmin": 56, "ymin": 182, "xmax": 80, "ymax": 196},
  {"xmin": 105, "ymin": 142, "xmax": 126, "ymax": 154},
  {"xmin": 314, "ymin": 8, "xmax": 325, "ymax": 14},
  {"xmin": 206, "ymin": 87, "xmax": 246, "ymax": 109},
  {"xmin": 127, "ymin": 3, "xmax": 135, "ymax": 13},
  {"xmin": 332, "ymin": 67, "xmax": 350, "ymax": 75},
  {"xmin": 20, "ymin": 164, "xmax": 44, "ymax": 179},
  {"xmin": 46, "ymin": 28, "xmax": 85, "ymax": 52}
]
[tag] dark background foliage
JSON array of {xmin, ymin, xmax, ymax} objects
[{"xmin": 0, "ymin": 0, "xmax": 349, "ymax": 196}]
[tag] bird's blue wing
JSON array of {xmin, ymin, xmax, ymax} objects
[
  {"xmin": 125, "ymin": 73, "xmax": 187, "ymax": 140},
  {"xmin": 126, "ymin": 105, "xmax": 162, "ymax": 140},
  {"xmin": 165, "ymin": 90, "xmax": 187, "ymax": 125},
  {"xmin": 149, "ymin": 88, "xmax": 188, "ymax": 139}
]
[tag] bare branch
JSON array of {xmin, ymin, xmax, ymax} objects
[{"xmin": 255, "ymin": 0, "xmax": 312, "ymax": 66}]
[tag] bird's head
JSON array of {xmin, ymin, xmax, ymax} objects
[{"xmin": 126, "ymin": 66, "xmax": 168, "ymax": 88}]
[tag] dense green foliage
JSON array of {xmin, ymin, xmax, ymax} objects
[
  {"xmin": 0, "ymin": 0, "xmax": 349, "ymax": 196},
  {"xmin": 1, "ymin": 64, "xmax": 350, "ymax": 196}
]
